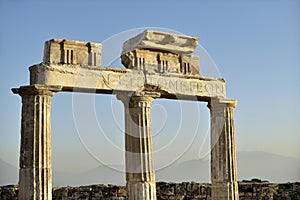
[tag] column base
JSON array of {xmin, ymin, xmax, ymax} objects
[
  {"xmin": 212, "ymin": 181, "xmax": 239, "ymax": 200},
  {"xmin": 127, "ymin": 181, "xmax": 156, "ymax": 200}
]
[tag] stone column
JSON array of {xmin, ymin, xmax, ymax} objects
[
  {"xmin": 208, "ymin": 98, "xmax": 239, "ymax": 200},
  {"xmin": 117, "ymin": 91, "xmax": 160, "ymax": 200},
  {"xmin": 12, "ymin": 84, "xmax": 61, "ymax": 200}
]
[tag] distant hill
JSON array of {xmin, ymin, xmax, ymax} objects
[
  {"xmin": 237, "ymin": 151, "xmax": 300, "ymax": 182},
  {"xmin": 156, "ymin": 158, "xmax": 210, "ymax": 182},
  {"xmin": 0, "ymin": 158, "xmax": 18, "ymax": 185},
  {"xmin": 1, "ymin": 151, "xmax": 300, "ymax": 186},
  {"xmin": 52, "ymin": 151, "xmax": 300, "ymax": 186},
  {"xmin": 157, "ymin": 151, "xmax": 300, "ymax": 183},
  {"xmin": 53, "ymin": 165, "xmax": 125, "ymax": 186}
]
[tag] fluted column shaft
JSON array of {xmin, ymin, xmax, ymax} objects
[
  {"xmin": 117, "ymin": 92, "xmax": 159, "ymax": 200},
  {"xmin": 209, "ymin": 98, "xmax": 239, "ymax": 200},
  {"xmin": 12, "ymin": 85, "xmax": 61, "ymax": 200}
]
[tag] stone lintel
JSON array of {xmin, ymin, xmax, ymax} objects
[
  {"xmin": 12, "ymin": 84, "xmax": 62, "ymax": 96},
  {"xmin": 29, "ymin": 64, "xmax": 226, "ymax": 99},
  {"xmin": 122, "ymin": 30, "xmax": 199, "ymax": 55}
]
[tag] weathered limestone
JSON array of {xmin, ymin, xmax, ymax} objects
[
  {"xmin": 121, "ymin": 49, "xmax": 200, "ymax": 75},
  {"xmin": 209, "ymin": 98, "xmax": 239, "ymax": 200},
  {"xmin": 12, "ymin": 85, "xmax": 62, "ymax": 200},
  {"xmin": 117, "ymin": 92, "xmax": 160, "ymax": 200},
  {"xmin": 121, "ymin": 30, "xmax": 200, "ymax": 75},
  {"xmin": 29, "ymin": 32, "xmax": 224, "ymax": 99},
  {"xmin": 29, "ymin": 64, "xmax": 224, "ymax": 99},
  {"xmin": 122, "ymin": 30, "xmax": 199, "ymax": 55},
  {"xmin": 13, "ymin": 30, "xmax": 239, "ymax": 200},
  {"xmin": 43, "ymin": 39, "xmax": 102, "ymax": 66}
]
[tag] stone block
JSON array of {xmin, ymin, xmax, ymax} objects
[
  {"xmin": 122, "ymin": 30, "xmax": 199, "ymax": 55},
  {"xmin": 43, "ymin": 39, "xmax": 102, "ymax": 66}
]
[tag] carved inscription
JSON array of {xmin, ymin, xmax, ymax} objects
[{"xmin": 103, "ymin": 73, "xmax": 225, "ymax": 97}]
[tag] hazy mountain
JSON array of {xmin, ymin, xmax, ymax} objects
[
  {"xmin": 0, "ymin": 158, "xmax": 18, "ymax": 185},
  {"xmin": 156, "ymin": 158, "xmax": 210, "ymax": 182},
  {"xmin": 157, "ymin": 151, "xmax": 300, "ymax": 183},
  {"xmin": 52, "ymin": 151, "xmax": 300, "ymax": 186},
  {"xmin": 2, "ymin": 151, "xmax": 300, "ymax": 186},
  {"xmin": 53, "ymin": 165, "xmax": 125, "ymax": 186},
  {"xmin": 237, "ymin": 151, "xmax": 300, "ymax": 182},
  {"xmin": 158, "ymin": 151, "xmax": 300, "ymax": 183}
]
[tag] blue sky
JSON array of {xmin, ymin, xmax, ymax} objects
[{"xmin": 0, "ymin": 0, "xmax": 299, "ymax": 179}]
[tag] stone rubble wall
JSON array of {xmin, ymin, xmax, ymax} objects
[{"xmin": 1, "ymin": 181, "xmax": 299, "ymax": 200}]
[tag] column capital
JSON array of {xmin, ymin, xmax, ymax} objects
[
  {"xmin": 12, "ymin": 84, "xmax": 62, "ymax": 97},
  {"xmin": 116, "ymin": 91, "xmax": 160, "ymax": 108},
  {"xmin": 208, "ymin": 98, "xmax": 237, "ymax": 109}
]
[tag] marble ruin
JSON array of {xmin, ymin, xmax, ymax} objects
[
  {"xmin": 121, "ymin": 30, "xmax": 200, "ymax": 75},
  {"xmin": 12, "ymin": 30, "xmax": 239, "ymax": 200}
]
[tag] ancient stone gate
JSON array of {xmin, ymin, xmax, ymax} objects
[{"xmin": 12, "ymin": 30, "xmax": 239, "ymax": 200}]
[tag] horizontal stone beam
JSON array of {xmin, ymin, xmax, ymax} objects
[
  {"xmin": 122, "ymin": 30, "xmax": 199, "ymax": 55},
  {"xmin": 29, "ymin": 64, "xmax": 225, "ymax": 100}
]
